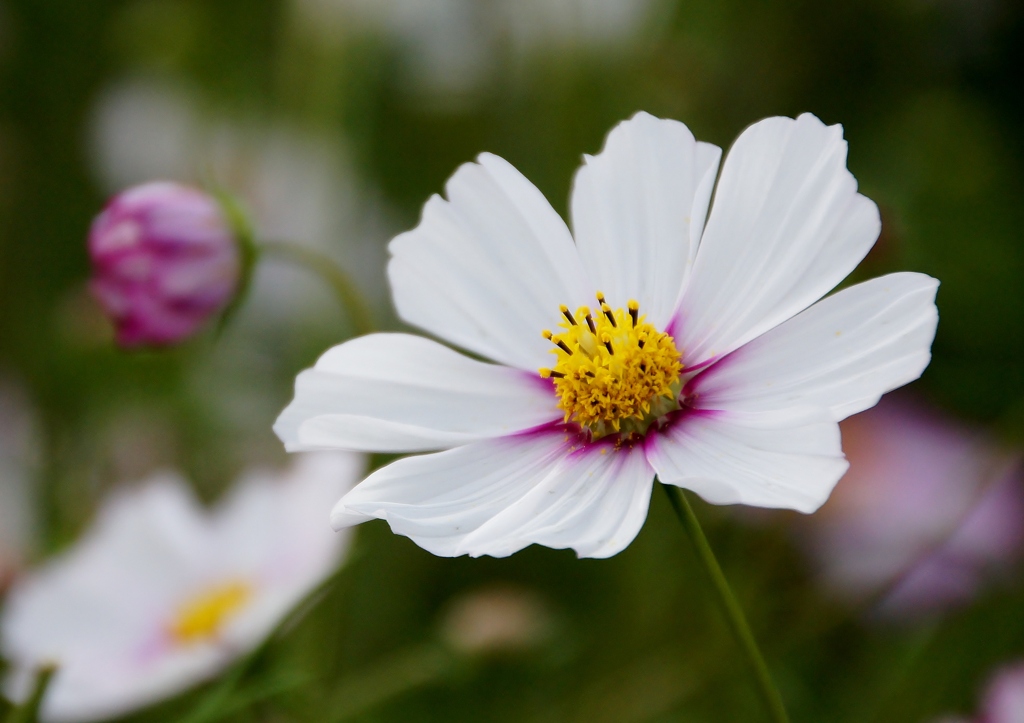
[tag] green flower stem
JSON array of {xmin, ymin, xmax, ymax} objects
[
  {"xmin": 181, "ymin": 563, "xmax": 351, "ymax": 723},
  {"xmin": 5, "ymin": 665, "xmax": 56, "ymax": 723},
  {"xmin": 328, "ymin": 643, "xmax": 455, "ymax": 722},
  {"xmin": 258, "ymin": 241, "xmax": 374, "ymax": 337},
  {"xmin": 661, "ymin": 483, "xmax": 791, "ymax": 723}
]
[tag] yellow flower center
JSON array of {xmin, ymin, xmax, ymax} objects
[
  {"xmin": 539, "ymin": 293, "xmax": 683, "ymax": 440},
  {"xmin": 168, "ymin": 581, "xmax": 253, "ymax": 644}
]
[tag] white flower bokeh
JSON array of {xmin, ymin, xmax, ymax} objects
[
  {"xmin": 289, "ymin": 0, "xmax": 666, "ymax": 98},
  {"xmin": 0, "ymin": 378, "xmax": 38, "ymax": 590},
  {"xmin": 1, "ymin": 452, "xmax": 363, "ymax": 723},
  {"xmin": 87, "ymin": 74, "xmax": 390, "ymax": 319}
]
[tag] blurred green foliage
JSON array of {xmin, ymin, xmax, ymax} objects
[{"xmin": 2, "ymin": 0, "xmax": 1024, "ymax": 721}]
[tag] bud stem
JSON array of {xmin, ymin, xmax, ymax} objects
[
  {"xmin": 180, "ymin": 561, "xmax": 352, "ymax": 723},
  {"xmin": 327, "ymin": 644, "xmax": 455, "ymax": 722},
  {"xmin": 258, "ymin": 241, "xmax": 374, "ymax": 337},
  {"xmin": 660, "ymin": 483, "xmax": 790, "ymax": 723}
]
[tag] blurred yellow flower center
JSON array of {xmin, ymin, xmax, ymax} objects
[
  {"xmin": 539, "ymin": 294, "xmax": 683, "ymax": 440},
  {"xmin": 169, "ymin": 581, "xmax": 253, "ymax": 644}
]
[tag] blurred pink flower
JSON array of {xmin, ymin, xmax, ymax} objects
[
  {"xmin": 804, "ymin": 395, "xmax": 1024, "ymax": 618},
  {"xmin": 88, "ymin": 182, "xmax": 242, "ymax": 348},
  {"xmin": 931, "ymin": 660, "xmax": 1024, "ymax": 723},
  {"xmin": 979, "ymin": 661, "xmax": 1024, "ymax": 723}
]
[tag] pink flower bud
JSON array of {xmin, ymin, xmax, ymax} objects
[{"xmin": 88, "ymin": 182, "xmax": 242, "ymax": 348}]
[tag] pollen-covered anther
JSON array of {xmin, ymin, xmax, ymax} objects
[{"xmin": 539, "ymin": 295, "xmax": 683, "ymax": 439}]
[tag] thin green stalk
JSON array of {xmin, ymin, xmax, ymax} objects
[
  {"xmin": 5, "ymin": 665, "xmax": 56, "ymax": 723},
  {"xmin": 328, "ymin": 643, "xmax": 455, "ymax": 722},
  {"xmin": 858, "ymin": 623, "xmax": 938, "ymax": 723},
  {"xmin": 259, "ymin": 241, "xmax": 374, "ymax": 337},
  {"xmin": 180, "ymin": 564, "xmax": 350, "ymax": 723},
  {"xmin": 661, "ymin": 483, "xmax": 791, "ymax": 723}
]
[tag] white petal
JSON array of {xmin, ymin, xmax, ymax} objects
[
  {"xmin": 691, "ymin": 273, "xmax": 939, "ymax": 422},
  {"xmin": 458, "ymin": 442, "xmax": 654, "ymax": 559},
  {"xmin": 274, "ymin": 333, "xmax": 560, "ymax": 453},
  {"xmin": 570, "ymin": 112, "xmax": 721, "ymax": 327},
  {"xmin": 0, "ymin": 477, "xmax": 218, "ymax": 721},
  {"xmin": 388, "ymin": 154, "xmax": 591, "ymax": 370},
  {"xmin": 646, "ymin": 411, "xmax": 849, "ymax": 513},
  {"xmin": 213, "ymin": 456, "xmax": 359, "ymax": 648},
  {"xmin": 294, "ymin": 416, "xmax": 482, "ymax": 453},
  {"xmin": 35, "ymin": 647, "xmax": 228, "ymax": 723},
  {"xmin": 213, "ymin": 452, "xmax": 361, "ymax": 579},
  {"xmin": 331, "ymin": 432, "xmax": 568, "ymax": 556},
  {"xmin": 331, "ymin": 429, "xmax": 655, "ymax": 559},
  {"xmin": 3, "ymin": 476, "xmax": 209, "ymax": 661},
  {"xmin": 674, "ymin": 113, "xmax": 881, "ymax": 367},
  {"xmin": 1, "ymin": 454, "xmax": 366, "ymax": 723}
]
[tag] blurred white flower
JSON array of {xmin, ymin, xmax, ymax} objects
[
  {"xmin": 0, "ymin": 378, "xmax": 38, "ymax": 589},
  {"xmin": 495, "ymin": 0, "xmax": 663, "ymax": 54},
  {"xmin": 87, "ymin": 75, "xmax": 389, "ymax": 318},
  {"xmin": 290, "ymin": 0, "xmax": 665, "ymax": 98},
  {"xmin": 86, "ymin": 75, "xmax": 393, "ymax": 445},
  {"xmin": 88, "ymin": 77, "xmax": 201, "ymax": 189},
  {"xmin": 276, "ymin": 112, "xmax": 937, "ymax": 559},
  {"xmin": 802, "ymin": 395, "xmax": 1024, "ymax": 617},
  {"xmin": 1, "ymin": 452, "xmax": 363, "ymax": 723},
  {"xmin": 440, "ymin": 584, "xmax": 552, "ymax": 656},
  {"xmin": 321, "ymin": 0, "xmax": 493, "ymax": 97}
]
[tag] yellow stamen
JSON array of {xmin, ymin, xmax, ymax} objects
[
  {"xmin": 540, "ymin": 296, "xmax": 683, "ymax": 439},
  {"xmin": 168, "ymin": 581, "xmax": 253, "ymax": 644},
  {"xmin": 627, "ymin": 300, "xmax": 640, "ymax": 327},
  {"xmin": 600, "ymin": 303, "xmax": 617, "ymax": 327}
]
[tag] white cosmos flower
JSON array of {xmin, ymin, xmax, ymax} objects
[
  {"xmin": 275, "ymin": 112, "xmax": 939, "ymax": 559},
  {"xmin": 1, "ymin": 452, "xmax": 363, "ymax": 723}
]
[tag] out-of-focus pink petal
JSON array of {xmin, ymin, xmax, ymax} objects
[
  {"xmin": 801, "ymin": 395, "xmax": 1024, "ymax": 618},
  {"xmin": 981, "ymin": 661, "xmax": 1024, "ymax": 723}
]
